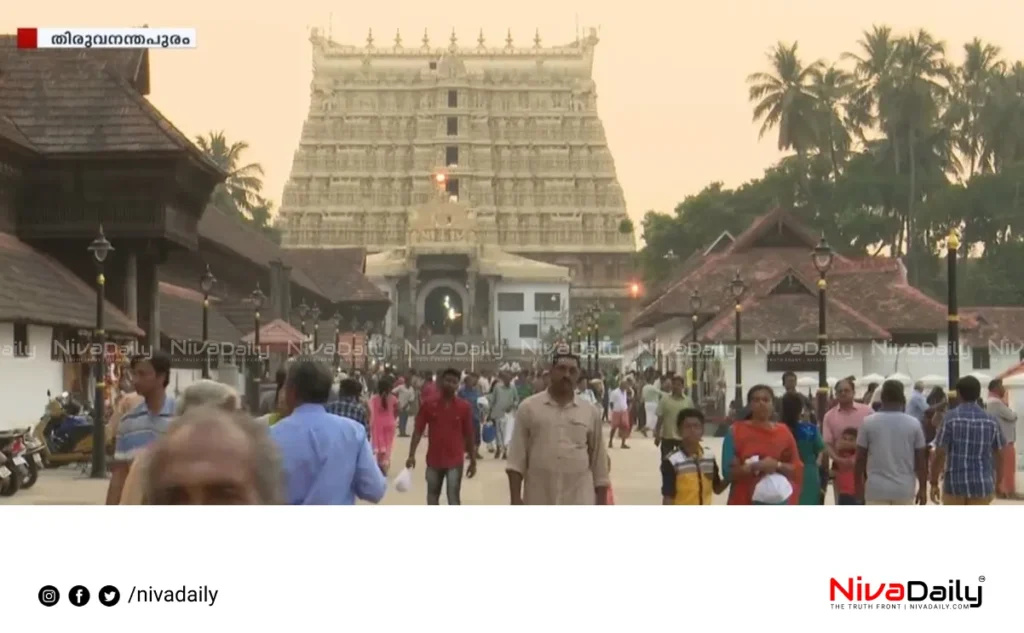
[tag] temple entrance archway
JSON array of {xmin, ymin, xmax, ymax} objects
[{"xmin": 418, "ymin": 279, "xmax": 468, "ymax": 336}]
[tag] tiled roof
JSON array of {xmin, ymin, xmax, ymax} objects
[
  {"xmin": 197, "ymin": 206, "xmax": 324, "ymax": 297},
  {"xmin": 630, "ymin": 208, "xmax": 953, "ymax": 342},
  {"xmin": 158, "ymin": 282, "xmax": 243, "ymax": 343},
  {"xmin": 0, "ymin": 232, "xmax": 142, "ymax": 335},
  {"xmin": 280, "ymin": 247, "xmax": 388, "ymax": 303},
  {"xmin": 0, "ymin": 114, "xmax": 34, "ymax": 151},
  {"xmin": 0, "ymin": 35, "xmax": 218, "ymax": 172},
  {"xmin": 962, "ymin": 307, "xmax": 1024, "ymax": 347}
]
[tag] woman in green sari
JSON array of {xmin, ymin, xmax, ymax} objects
[{"xmin": 780, "ymin": 392, "xmax": 825, "ymax": 504}]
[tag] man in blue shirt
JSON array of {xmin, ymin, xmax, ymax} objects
[
  {"xmin": 271, "ymin": 359, "xmax": 387, "ymax": 505},
  {"xmin": 906, "ymin": 380, "xmax": 928, "ymax": 422},
  {"xmin": 457, "ymin": 372, "xmax": 483, "ymax": 459},
  {"xmin": 929, "ymin": 375, "xmax": 1006, "ymax": 505}
]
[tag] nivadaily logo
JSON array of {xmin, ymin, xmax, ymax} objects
[{"xmin": 830, "ymin": 576, "xmax": 984, "ymax": 610}]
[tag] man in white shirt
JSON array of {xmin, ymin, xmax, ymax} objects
[{"xmin": 608, "ymin": 379, "xmax": 630, "ymax": 449}]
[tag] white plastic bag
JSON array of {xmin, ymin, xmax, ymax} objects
[
  {"xmin": 753, "ymin": 473, "xmax": 793, "ymax": 504},
  {"xmin": 503, "ymin": 411, "xmax": 516, "ymax": 446},
  {"xmin": 393, "ymin": 467, "xmax": 413, "ymax": 493}
]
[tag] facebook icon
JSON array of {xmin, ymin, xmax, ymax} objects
[{"xmin": 69, "ymin": 585, "xmax": 90, "ymax": 606}]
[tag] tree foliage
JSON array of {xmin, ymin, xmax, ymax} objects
[
  {"xmin": 639, "ymin": 27, "xmax": 1024, "ymax": 305},
  {"xmin": 196, "ymin": 131, "xmax": 281, "ymax": 243}
]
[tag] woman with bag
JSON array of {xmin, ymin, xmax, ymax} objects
[
  {"xmin": 369, "ymin": 375, "xmax": 399, "ymax": 475},
  {"xmin": 722, "ymin": 384, "xmax": 803, "ymax": 505}
]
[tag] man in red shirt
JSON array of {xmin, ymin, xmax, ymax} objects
[{"xmin": 406, "ymin": 367, "xmax": 477, "ymax": 504}]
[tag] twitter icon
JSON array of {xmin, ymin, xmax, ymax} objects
[{"xmin": 99, "ymin": 585, "xmax": 120, "ymax": 607}]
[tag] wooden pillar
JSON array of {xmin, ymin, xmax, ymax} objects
[
  {"xmin": 125, "ymin": 252, "xmax": 138, "ymax": 323},
  {"xmin": 136, "ymin": 256, "xmax": 160, "ymax": 350}
]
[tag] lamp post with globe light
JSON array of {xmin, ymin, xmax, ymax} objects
[
  {"xmin": 249, "ymin": 284, "xmax": 266, "ymax": 413},
  {"xmin": 87, "ymin": 226, "xmax": 112, "ymax": 478},
  {"xmin": 200, "ymin": 265, "xmax": 215, "ymax": 379},
  {"xmin": 946, "ymin": 230, "xmax": 961, "ymax": 399},
  {"xmin": 333, "ymin": 312, "xmax": 343, "ymax": 370},
  {"xmin": 310, "ymin": 304, "xmax": 322, "ymax": 351},
  {"xmin": 730, "ymin": 271, "xmax": 747, "ymax": 409},
  {"xmin": 812, "ymin": 234, "xmax": 835, "ymax": 418},
  {"xmin": 689, "ymin": 289, "xmax": 702, "ymax": 404}
]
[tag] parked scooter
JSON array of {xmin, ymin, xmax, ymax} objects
[
  {"xmin": 0, "ymin": 450, "xmax": 13, "ymax": 496},
  {"xmin": 34, "ymin": 390, "xmax": 111, "ymax": 470},
  {"xmin": 13, "ymin": 428, "xmax": 41, "ymax": 489},
  {"xmin": 0, "ymin": 432, "xmax": 25, "ymax": 497}
]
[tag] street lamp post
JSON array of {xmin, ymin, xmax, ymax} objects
[
  {"xmin": 310, "ymin": 304, "xmax": 322, "ymax": 351},
  {"xmin": 333, "ymin": 312, "xmax": 342, "ymax": 370},
  {"xmin": 200, "ymin": 264, "xmax": 215, "ymax": 379},
  {"xmin": 350, "ymin": 317, "xmax": 359, "ymax": 371},
  {"xmin": 364, "ymin": 321, "xmax": 373, "ymax": 372},
  {"xmin": 947, "ymin": 230, "xmax": 961, "ymax": 399},
  {"xmin": 689, "ymin": 290, "xmax": 702, "ymax": 405},
  {"xmin": 251, "ymin": 284, "xmax": 266, "ymax": 387},
  {"xmin": 87, "ymin": 226, "xmax": 112, "ymax": 478},
  {"xmin": 297, "ymin": 299, "xmax": 309, "ymax": 340},
  {"xmin": 589, "ymin": 311, "xmax": 598, "ymax": 374},
  {"xmin": 593, "ymin": 305, "xmax": 601, "ymax": 375},
  {"xmin": 730, "ymin": 271, "xmax": 747, "ymax": 409},
  {"xmin": 812, "ymin": 234, "xmax": 835, "ymax": 419}
]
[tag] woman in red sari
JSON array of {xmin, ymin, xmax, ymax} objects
[{"xmin": 723, "ymin": 384, "xmax": 803, "ymax": 505}]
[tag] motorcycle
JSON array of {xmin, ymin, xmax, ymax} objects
[
  {"xmin": 0, "ymin": 450, "xmax": 13, "ymax": 496},
  {"xmin": 14, "ymin": 427, "xmax": 41, "ymax": 489},
  {"xmin": 0, "ymin": 433, "xmax": 25, "ymax": 497},
  {"xmin": 34, "ymin": 390, "xmax": 112, "ymax": 471}
]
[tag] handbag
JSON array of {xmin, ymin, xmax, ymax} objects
[{"xmin": 481, "ymin": 421, "xmax": 496, "ymax": 444}]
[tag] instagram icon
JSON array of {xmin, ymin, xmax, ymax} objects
[{"xmin": 38, "ymin": 585, "xmax": 60, "ymax": 606}]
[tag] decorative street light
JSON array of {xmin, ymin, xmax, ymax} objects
[
  {"xmin": 333, "ymin": 311, "xmax": 343, "ymax": 370},
  {"xmin": 310, "ymin": 303, "xmax": 322, "ymax": 351},
  {"xmin": 585, "ymin": 311, "xmax": 595, "ymax": 374},
  {"xmin": 297, "ymin": 299, "xmax": 309, "ymax": 338},
  {"xmin": 729, "ymin": 271, "xmax": 747, "ymax": 410},
  {"xmin": 350, "ymin": 316, "xmax": 360, "ymax": 370},
  {"xmin": 199, "ymin": 264, "xmax": 215, "ymax": 379},
  {"xmin": 946, "ymin": 230, "xmax": 961, "ymax": 399},
  {"xmin": 689, "ymin": 289, "xmax": 702, "ymax": 404},
  {"xmin": 363, "ymin": 321, "xmax": 374, "ymax": 371},
  {"xmin": 87, "ymin": 225, "xmax": 112, "ymax": 478},
  {"xmin": 592, "ymin": 305, "xmax": 602, "ymax": 375},
  {"xmin": 812, "ymin": 233, "xmax": 835, "ymax": 418}
]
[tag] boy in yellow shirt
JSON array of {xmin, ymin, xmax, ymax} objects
[{"xmin": 661, "ymin": 409, "xmax": 728, "ymax": 505}]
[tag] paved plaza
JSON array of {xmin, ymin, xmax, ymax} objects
[{"xmin": 4, "ymin": 430, "xmax": 1022, "ymax": 505}]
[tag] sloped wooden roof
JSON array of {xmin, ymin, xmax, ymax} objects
[
  {"xmin": 0, "ymin": 35, "xmax": 218, "ymax": 173},
  {"xmin": 280, "ymin": 247, "xmax": 389, "ymax": 303},
  {"xmin": 0, "ymin": 232, "xmax": 142, "ymax": 335},
  {"xmin": 197, "ymin": 206, "xmax": 324, "ymax": 297},
  {"xmin": 158, "ymin": 282, "xmax": 242, "ymax": 343}
]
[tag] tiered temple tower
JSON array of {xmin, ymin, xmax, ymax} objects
[{"xmin": 279, "ymin": 26, "xmax": 635, "ymax": 323}]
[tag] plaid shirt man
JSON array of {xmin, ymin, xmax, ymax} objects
[
  {"xmin": 326, "ymin": 396, "xmax": 369, "ymax": 432},
  {"xmin": 935, "ymin": 401, "xmax": 1006, "ymax": 498}
]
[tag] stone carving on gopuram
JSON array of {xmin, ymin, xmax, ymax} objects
[{"xmin": 279, "ymin": 26, "xmax": 636, "ymax": 310}]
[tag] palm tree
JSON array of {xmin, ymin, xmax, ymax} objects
[
  {"xmin": 748, "ymin": 42, "xmax": 823, "ymax": 212},
  {"xmin": 887, "ymin": 30, "xmax": 950, "ymax": 278},
  {"xmin": 808, "ymin": 64, "xmax": 856, "ymax": 179},
  {"xmin": 195, "ymin": 131, "xmax": 266, "ymax": 217},
  {"xmin": 747, "ymin": 42, "xmax": 822, "ymax": 156},
  {"xmin": 949, "ymin": 38, "xmax": 1005, "ymax": 177},
  {"xmin": 979, "ymin": 62, "xmax": 1024, "ymax": 171},
  {"xmin": 842, "ymin": 25, "xmax": 898, "ymax": 146}
]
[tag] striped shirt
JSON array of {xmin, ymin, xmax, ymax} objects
[
  {"xmin": 114, "ymin": 395, "xmax": 175, "ymax": 462},
  {"xmin": 936, "ymin": 402, "xmax": 1006, "ymax": 498},
  {"xmin": 660, "ymin": 445, "xmax": 719, "ymax": 505}
]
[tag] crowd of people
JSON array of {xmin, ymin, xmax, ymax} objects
[{"xmin": 97, "ymin": 349, "xmax": 1016, "ymax": 506}]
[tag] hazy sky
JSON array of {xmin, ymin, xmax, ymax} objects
[{"xmin": 5, "ymin": 1, "xmax": 1024, "ymax": 228}]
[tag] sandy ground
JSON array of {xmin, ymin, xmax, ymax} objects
[{"xmin": 3, "ymin": 431, "xmax": 1021, "ymax": 505}]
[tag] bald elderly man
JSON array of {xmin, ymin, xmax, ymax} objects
[{"xmin": 142, "ymin": 406, "xmax": 285, "ymax": 505}]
